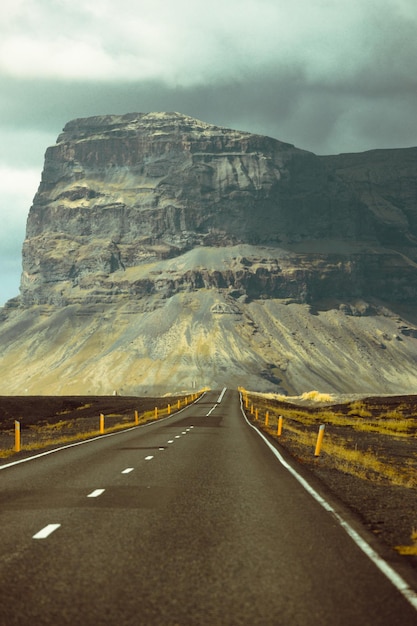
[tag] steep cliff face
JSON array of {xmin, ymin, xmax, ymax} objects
[
  {"xmin": 22, "ymin": 111, "xmax": 417, "ymax": 308},
  {"xmin": 2, "ymin": 112, "xmax": 417, "ymax": 395},
  {"xmin": 322, "ymin": 148, "xmax": 417, "ymax": 249}
]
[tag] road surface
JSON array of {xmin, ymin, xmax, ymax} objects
[{"xmin": 0, "ymin": 389, "xmax": 416, "ymax": 625}]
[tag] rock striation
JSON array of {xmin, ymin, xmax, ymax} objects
[
  {"xmin": 20, "ymin": 112, "xmax": 417, "ymax": 308},
  {"xmin": 2, "ymin": 112, "xmax": 417, "ymax": 395}
]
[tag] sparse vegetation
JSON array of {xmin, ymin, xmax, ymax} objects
[
  {"xmin": 348, "ymin": 401, "xmax": 373, "ymax": 418},
  {"xmin": 241, "ymin": 387, "xmax": 417, "ymax": 556},
  {"xmin": 241, "ymin": 388, "xmax": 417, "ymax": 489},
  {"xmin": 300, "ymin": 390, "xmax": 334, "ymax": 403},
  {"xmin": 0, "ymin": 393, "xmax": 202, "ymax": 460},
  {"xmin": 396, "ymin": 529, "xmax": 417, "ymax": 556}
]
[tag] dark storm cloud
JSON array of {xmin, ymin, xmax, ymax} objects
[{"xmin": 2, "ymin": 62, "xmax": 416, "ymax": 157}]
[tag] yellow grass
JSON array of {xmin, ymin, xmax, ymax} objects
[
  {"xmin": 0, "ymin": 392, "xmax": 203, "ymax": 460},
  {"xmin": 395, "ymin": 528, "xmax": 417, "ymax": 555},
  {"xmin": 0, "ymin": 447, "xmax": 14, "ymax": 459},
  {"xmin": 240, "ymin": 388, "xmax": 336, "ymax": 405},
  {"xmin": 244, "ymin": 390, "xmax": 417, "ymax": 489},
  {"xmin": 30, "ymin": 419, "xmax": 75, "ymax": 433},
  {"xmin": 347, "ymin": 401, "xmax": 373, "ymax": 418},
  {"xmin": 300, "ymin": 391, "xmax": 334, "ymax": 403},
  {"xmin": 57, "ymin": 403, "xmax": 92, "ymax": 415},
  {"xmin": 0, "ymin": 422, "xmax": 138, "ymax": 459}
]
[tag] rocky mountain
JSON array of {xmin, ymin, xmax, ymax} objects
[{"xmin": 1, "ymin": 112, "xmax": 417, "ymax": 395}]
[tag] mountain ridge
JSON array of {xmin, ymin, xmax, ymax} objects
[{"xmin": 1, "ymin": 112, "xmax": 417, "ymax": 395}]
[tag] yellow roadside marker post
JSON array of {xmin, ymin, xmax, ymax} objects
[
  {"xmin": 14, "ymin": 420, "xmax": 21, "ymax": 452},
  {"xmin": 265, "ymin": 411, "xmax": 269, "ymax": 427},
  {"xmin": 168, "ymin": 404, "xmax": 171, "ymax": 415},
  {"xmin": 99, "ymin": 413, "xmax": 105, "ymax": 434},
  {"xmin": 277, "ymin": 416, "xmax": 283, "ymax": 436},
  {"xmin": 314, "ymin": 424, "xmax": 326, "ymax": 457}
]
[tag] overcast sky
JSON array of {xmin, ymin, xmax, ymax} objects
[{"xmin": 1, "ymin": 0, "xmax": 416, "ymax": 305}]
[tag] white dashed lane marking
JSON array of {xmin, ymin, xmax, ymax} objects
[
  {"xmin": 217, "ymin": 387, "xmax": 227, "ymax": 403},
  {"xmin": 87, "ymin": 489, "xmax": 105, "ymax": 497},
  {"xmin": 29, "ymin": 422, "xmax": 199, "ymax": 541},
  {"xmin": 33, "ymin": 524, "xmax": 61, "ymax": 539}
]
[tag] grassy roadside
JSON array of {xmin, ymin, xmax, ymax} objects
[
  {"xmin": 240, "ymin": 388, "xmax": 417, "ymax": 488},
  {"xmin": 0, "ymin": 392, "xmax": 204, "ymax": 460},
  {"xmin": 240, "ymin": 388, "xmax": 417, "ymax": 555}
]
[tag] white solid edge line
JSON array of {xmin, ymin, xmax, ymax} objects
[
  {"xmin": 239, "ymin": 393, "xmax": 417, "ymax": 612},
  {"xmin": 33, "ymin": 524, "xmax": 61, "ymax": 539},
  {"xmin": 0, "ymin": 392, "xmax": 208, "ymax": 471},
  {"xmin": 87, "ymin": 488, "xmax": 105, "ymax": 497}
]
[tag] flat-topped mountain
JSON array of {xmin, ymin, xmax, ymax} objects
[{"xmin": 2, "ymin": 112, "xmax": 417, "ymax": 395}]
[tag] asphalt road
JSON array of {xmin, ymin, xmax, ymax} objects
[{"xmin": 0, "ymin": 389, "xmax": 417, "ymax": 625}]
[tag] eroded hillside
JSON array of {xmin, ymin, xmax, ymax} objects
[{"xmin": 1, "ymin": 112, "xmax": 417, "ymax": 394}]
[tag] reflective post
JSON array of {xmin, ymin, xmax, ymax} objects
[
  {"xmin": 14, "ymin": 420, "xmax": 21, "ymax": 452},
  {"xmin": 314, "ymin": 424, "xmax": 326, "ymax": 456}
]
